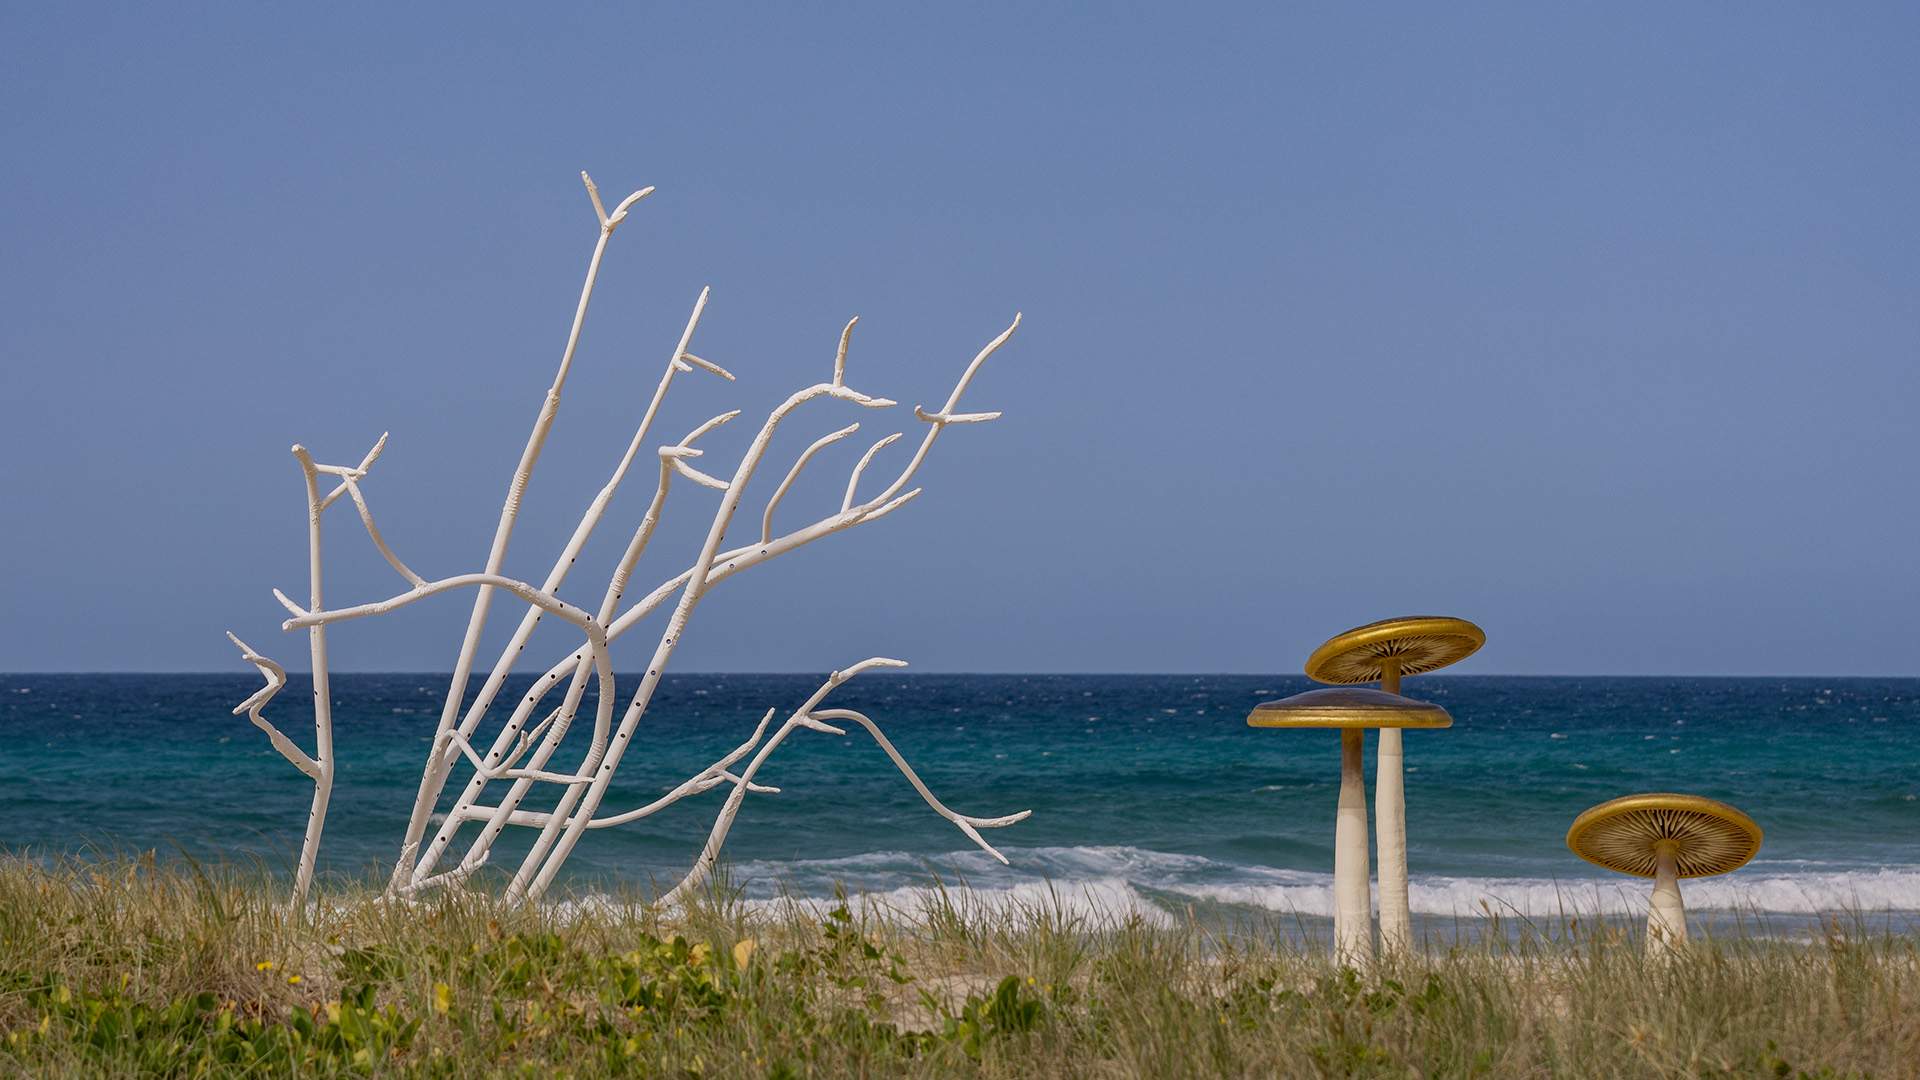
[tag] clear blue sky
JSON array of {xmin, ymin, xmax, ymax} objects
[{"xmin": 3, "ymin": 5, "xmax": 1916, "ymax": 675}]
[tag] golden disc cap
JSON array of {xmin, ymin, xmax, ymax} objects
[
  {"xmin": 1247, "ymin": 687, "xmax": 1454, "ymax": 730},
  {"xmin": 1566, "ymin": 793, "xmax": 1762, "ymax": 879},
  {"xmin": 1306, "ymin": 616, "xmax": 1486, "ymax": 685}
]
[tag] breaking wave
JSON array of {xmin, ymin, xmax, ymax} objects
[{"xmin": 700, "ymin": 845, "xmax": 1920, "ymax": 921}]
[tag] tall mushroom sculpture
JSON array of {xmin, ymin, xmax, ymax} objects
[
  {"xmin": 1304, "ymin": 616, "xmax": 1484, "ymax": 958},
  {"xmin": 1565, "ymin": 793, "xmax": 1762, "ymax": 957},
  {"xmin": 1248, "ymin": 687, "xmax": 1453, "ymax": 966}
]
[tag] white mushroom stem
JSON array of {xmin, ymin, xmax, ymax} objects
[
  {"xmin": 1647, "ymin": 842, "xmax": 1686, "ymax": 956},
  {"xmin": 1375, "ymin": 660, "xmax": 1411, "ymax": 959},
  {"xmin": 1334, "ymin": 728, "xmax": 1374, "ymax": 967}
]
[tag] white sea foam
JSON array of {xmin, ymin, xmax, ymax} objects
[
  {"xmin": 550, "ymin": 875, "xmax": 1174, "ymax": 929},
  {"xmin": 1164, "ymin": 871, "xmax": 1920, "ymax": 918},
  {"xmin": 710, "ymin": 845, "xmax": 1920, "ymax": 920},
  {"xmin": 739, "ymin": 877, "xmax": 1176, "ymax": 928}
]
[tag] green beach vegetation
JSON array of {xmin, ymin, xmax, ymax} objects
[{"xmin": 0, "ymin": 857, "xmax": 1913, "ymax": 1078}]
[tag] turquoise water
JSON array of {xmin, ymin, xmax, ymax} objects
[{"xmin": 2, "ymin": 674, "xmax": 1916, "ymax": 923}]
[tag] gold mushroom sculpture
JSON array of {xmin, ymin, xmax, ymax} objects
[
  {"xmin": 1248, "ymin": 687, "xmax": 1453, "ymax": 966},
  {"xmin": 1566, "ymin": 793, "xmax": 1763, "ymax": 956},
  {"xmin": 1305, "ymin": 616, "xmax": 1484, "ymax": 958}
]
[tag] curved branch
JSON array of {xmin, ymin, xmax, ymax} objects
[
  {"xmin": 831, "ymin": 315, "xmax": 857, "ymax": 387},
  {"xmin": 339, "ymin": 476, "xmax": 426, "ymax": 587},
  {"xmin": 676, "ymin": 353, "xmax": 735, "ymax": 380},
  {"xmin": 668, "ymin": 455, "xmax": 731, "ymax": 490},
  {"xmin": 317, "ymin": 433, "xmax": 388, "ymax": 512},
  {"xmin": 811, "ymin": 708, "xmax": 1031, "ymax": 863},
  {"xmin": 681, "ymin": 409, "xmax": 742, "ymax": 446},
  {"xmin": 842, "ymin": 432, "xmax": 903, "ymax": 512},
  {"xmin": 583, "ymin": 170, "xmax": 654, "ymax": 232},
  {"xmin": 912, "ymin": 407, "xmax": 1002, "ymax": 425},
  {"xmin": 225, "ymin": 633, "xmax": 320, "ymax": 780},
  {"xmin": 656, "ymin": 657, "xmax": 1032, "ymax": 908},
  {"xmin": 283, "ymin": 573, "xmax": 599, "ymax": 634},
  {"xmin": 301, "ymin": 442, "xmax": 428, "ymax": 587},
  {"xmin": 870, "ymin": 312, "xmax": 1021, "ymax": 506},
  {"xmin": 764, "ymin": 423, "xmax": 860, "ymax": 543},
  {"xmin": 454, "ymin": 707, "xmax": 784, "ymax": 835}
]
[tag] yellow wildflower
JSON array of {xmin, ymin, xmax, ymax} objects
[
  {"xmin": 255, "ymin": 961, "xmax": 275, "ymax": 972},
  {"xmin": 433, "ymin": 982, "xmax": 452, "ymax": 1015}
]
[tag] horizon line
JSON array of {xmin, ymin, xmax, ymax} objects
[{"xmin": 6, "ymin": 670, "xmax": 1920, "ymax": 680}]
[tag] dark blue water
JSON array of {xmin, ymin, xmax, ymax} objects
[{"xmin": 3, "ymin": 674, "xmax": 1916, "ymax": 921}]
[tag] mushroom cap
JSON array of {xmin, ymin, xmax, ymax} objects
[
  {"xmin": 1566, "ymin": 793, "xmax": 1763, "ymax": 879},
  {"xmin": 1305, "ymin": 616, "xmax": 1486, "ymax": 685},
  {"xmin": 1247, "ymin": 687, "xmax": 1454, "ymax": 730}
]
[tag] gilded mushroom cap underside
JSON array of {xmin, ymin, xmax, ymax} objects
[
  {"xmin": 1305, "ymin": 615, "xmax": 1486, "ymax": 684},
  {"xmin": 1247, "ymin": 686, "xmax": 1454, "ymax": 730},
  {"xmin": 1565, "ymin": 793, "xmax": 1763, "ymax": 878}
]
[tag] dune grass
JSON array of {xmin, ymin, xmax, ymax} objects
[{"xmin": 0, "ymin": 856, "xmax": 1914, "ymax": 1077}]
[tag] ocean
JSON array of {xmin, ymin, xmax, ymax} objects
[{"xmin": 3, "ymin": 674, "xmax": 1916, "ymax": 929}]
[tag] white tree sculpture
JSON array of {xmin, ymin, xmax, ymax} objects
[{"xmin": 227, "ymin": 173, "xmax": 1031, "ymax": 909}]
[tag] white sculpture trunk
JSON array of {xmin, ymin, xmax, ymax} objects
[
  {"xmin": 1647, "ymin": 845, "xmax": 1686, "ymax": 956},
  {"xmin": 1374, "ymin": 661, "xmax": 1411, "ymax": 959},
  {"xmin": 1374, "ymin": 726, "xmax": 1409, "ymax": 957},
  {"xmin": 227, "ymin": 173, "xmax": 1030, "ymax": 910},
  {"xmin": 1334, "ymin": 729, "xmax": 1374, "ymax": 967}
]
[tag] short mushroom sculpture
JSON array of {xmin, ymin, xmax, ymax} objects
[
  {"xmin": 1248, "ymin": 687, "xmax": 1453, "ymax": 966},
  {"xmin": 1305, "ymin": 616, "xmax": 1484, "ymax": 957},
  {"xmin": 1565, "ymin": 793, "xmax": 1762, "ymax": 956}
]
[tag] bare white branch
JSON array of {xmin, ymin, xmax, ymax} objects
[
  {"xmin": 583, "ymin": 170, "xmax": 654, "ymax": 232},
  {"xmin": 225, "ymin": 633, "xmax": 320, "ymax": 780},
  {"xmin": 668, "ymin": 457, "xmax": 731, "ymax": 490},
  {"xmin": 843, "ymin": 432, "xmax": 903, "ymax": 512},
  {"xmin": 389, "ymin": 173, "xmax": 654, "ymax": 889},
  {"xmin": 656, "ymin": 657, "xmax": 1029, "ymax": 908},
  {"xmin": 236, "ymin": 177, "xmax": 1028, "ymax": 911},
  {"xmin": 913, "ymin": 406, "xmax": 1003, "ymax": 425},
  {"xmin": 832, "ymin": 316, "xmax": 857, "ymax": 387},
  {"xmin": 678, "ymin": 353, "xmax": 735, "ymax": 380},
  {"xmin": 763, "ymin": 424, "xmax": 860, "ymax": 544},
  {"xmin": 811, "ymin": 708, "xmax": 1031, "ymax": 863},
  {"xmin": 283, "ymin": 573, "xmax": 600, "ymax": 634},
  {"xmin": 339, "ymin": 476, "xmax": 427, "ymax": 587},
  {"xmin": 681, "ymin": 408, "xmax": 742, "ymax": 446},
  {"xmin": 318, "ymin": 433, "xmax": 388, "ymax": 512}
]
